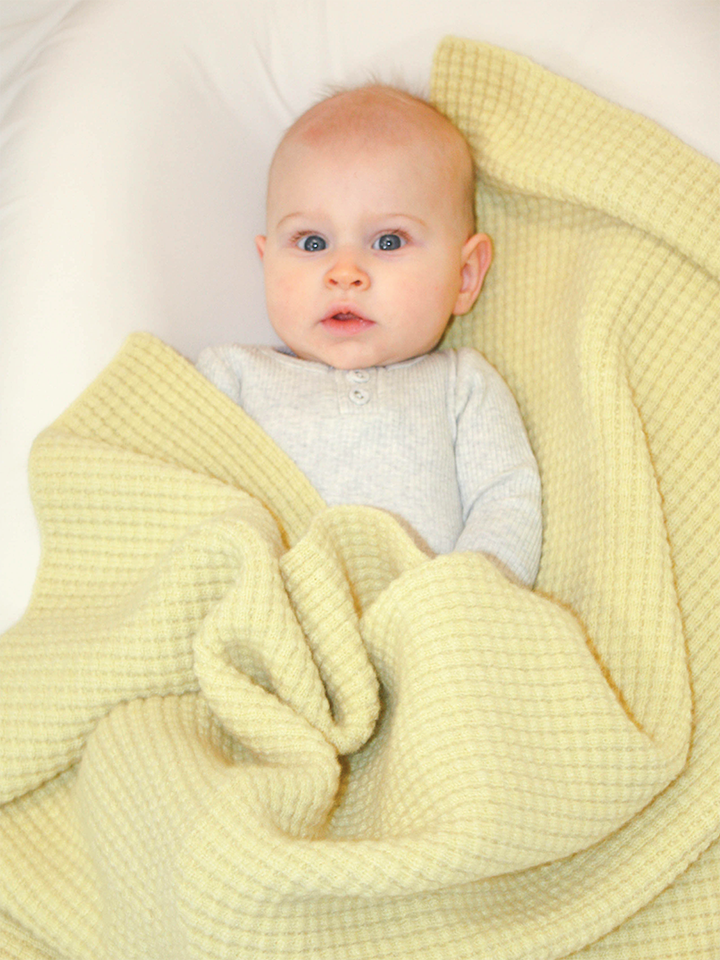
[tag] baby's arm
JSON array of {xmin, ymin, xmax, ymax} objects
[{"xmin": 453, "ymin": 349, "xmax": 542, "ymax": 587}]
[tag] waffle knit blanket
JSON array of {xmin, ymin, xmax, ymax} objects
[{"xmin": 1, "ymin": 37, "xmax": 718, "ymax": 960}]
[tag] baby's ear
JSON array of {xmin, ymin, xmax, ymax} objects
[
  {"xmin": 255, "ymin": 235, "xmax": 267, "ymax": 259},
  {"xmin": 453, "ymin": 234, "xmax": 493, "ymax": 315}
]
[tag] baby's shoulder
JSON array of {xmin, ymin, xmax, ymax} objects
[
  {"xmin": 435, "ymin": 347, "xmax": 520, "ymax": 416},
  {"xmin": 435, "ymin": 346, "xmax": 503, "ymax": 386},
  {"xmin": 196, "ymin": 344, "xmax": 289, "ymax": 404}
]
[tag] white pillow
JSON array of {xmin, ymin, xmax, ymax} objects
[{"xmin": 1, "ymin": 0, "xmax": 718, "ymax": 631}]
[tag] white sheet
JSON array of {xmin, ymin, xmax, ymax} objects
[{"xmin": 1, "ymin": 0, "xmax": 718, "ymax": 631}]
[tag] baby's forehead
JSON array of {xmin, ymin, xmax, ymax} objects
[
  {"xmin": 270, "ymin": 89, "xmax": 473, "ymax": 200},
  {"xmin": 282, "ymin": 87, "xmax": 463, "ymax": 158}
]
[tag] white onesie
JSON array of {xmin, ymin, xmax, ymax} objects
[{"xmin": 196, "ymin": 345, "xmax": 542, "ymax": 587}]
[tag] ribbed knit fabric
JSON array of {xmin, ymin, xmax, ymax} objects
[{"xmin": 0, "ymin": 38, "xmax": 718, "ymax": 960}]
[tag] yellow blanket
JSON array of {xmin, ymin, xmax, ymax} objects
[{"xmin": 1, "ymin": 38, "xmax": 718, "ymax": 960}]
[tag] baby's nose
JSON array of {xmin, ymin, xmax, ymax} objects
[{"xmin": 324, "ymin": 253, "xmax": 370, "ymax": 291}]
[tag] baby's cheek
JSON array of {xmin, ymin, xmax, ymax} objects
[
  {"xmin": 267, "ymin": 270, "xmax": 313, "ymax": 327},
  {"xmin": 266, "ymin": 267, "xmax": 299, "ymax": 304}
]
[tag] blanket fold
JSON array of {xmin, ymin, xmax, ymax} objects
[{"xmin": 1, "ymin": 37, "xmax": 718, "ymax": 960}]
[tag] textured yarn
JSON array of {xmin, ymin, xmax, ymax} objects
[{"xmin": 0, "ymin": 38, "xmax": 718, "ymax": 960}]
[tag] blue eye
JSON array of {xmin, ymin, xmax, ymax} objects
[
  {"xmin": 297, "ymin": 234, "xmax": 327, "ymax": 252},
  {"xmin": 373, "ymin": 233, "xmax": 404, "ymax": 251}
]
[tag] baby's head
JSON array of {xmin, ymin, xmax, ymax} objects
[{"xmin": 256, "ymin": 85, "xmax": 491, "ymax": 369}]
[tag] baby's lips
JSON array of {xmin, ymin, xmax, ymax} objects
[
  {"xmin": 321, "ymin": 304, "xmax": 374, "ymax": 324},
  {"xmin": 320, "ymin": 310, "xmax": 376, "ymax": 336}
]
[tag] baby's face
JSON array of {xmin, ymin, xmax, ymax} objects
[{"xmin": 256, "ymin": 130, "xmax": 491, "ymax": 369}]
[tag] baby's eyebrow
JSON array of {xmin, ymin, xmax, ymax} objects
[
  {"xmin": 379, "ymin": 214, "xmax": 427, "ymax": 227},
  {"xmin": 275, "ymin": 212, "xmax": 308, "ymax": 229}
]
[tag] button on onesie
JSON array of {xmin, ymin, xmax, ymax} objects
[{"xmin": 342, "ymin": 369, "xmax": 373, "ymax": 409}]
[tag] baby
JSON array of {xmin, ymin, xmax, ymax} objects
[{"xmin": 197, "ymin": 85, "xmax": 542, "ymax": 586}]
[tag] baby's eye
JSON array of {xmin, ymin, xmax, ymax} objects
[
  {"xmin": 372, "ymin": 233, "xmax": 405, "ymax": 251},
  {"xmin": 296, "ymin": 234, "xmax": 327, "ymax": 252}
]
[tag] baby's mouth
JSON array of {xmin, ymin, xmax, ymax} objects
[{"xmin": 320, "ymin": 308, "xmax": 375, "ymax": 335}]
